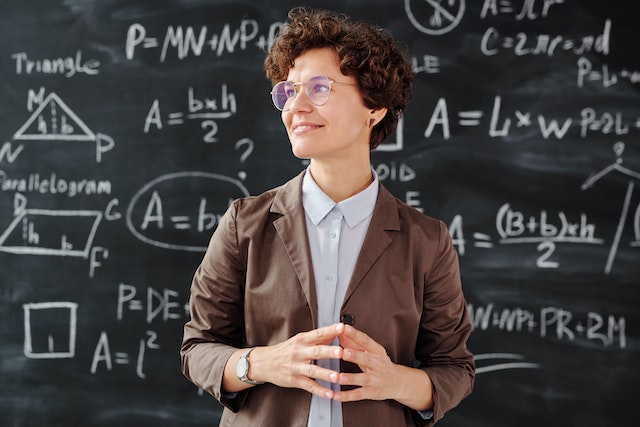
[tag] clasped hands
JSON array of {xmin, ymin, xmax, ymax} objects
[{"xmin": 248, "ymin": 323, "xmax": 403, "ymax": 404}]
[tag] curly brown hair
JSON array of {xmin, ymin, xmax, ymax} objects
[{"xmin": 264, "ymin": 7, "xmax": 413, "ymax": 149}]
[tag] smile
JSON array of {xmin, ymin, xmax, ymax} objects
[{"xmin": 292, "ymin": 122, "xmax": 323, "ymax": 134}]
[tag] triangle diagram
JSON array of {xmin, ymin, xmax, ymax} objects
[{"xmin": 13, "ymin": 92, "xmax": 96, "ymax": 141}]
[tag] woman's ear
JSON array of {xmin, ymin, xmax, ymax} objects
[{"xmin": 369, "ymin": 107, "xmax": 388, "ymax": 128}]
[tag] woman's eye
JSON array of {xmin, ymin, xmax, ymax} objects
[{"xmin": 311, "ymin": 84, "xmax": 330, "ymax": 95}]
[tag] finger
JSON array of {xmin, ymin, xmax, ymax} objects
[
  {"xmin": 337, "ymin": 333, "xmax": 363, "ymax": 352},
  {"xmin": 295, "ymin": 356, "xmax": 341, "ymax": 382},
  {"xmin": 298, "ymin": 377, "xmax": 336, "ymax": 400},
  {"xmin": 332, "ymin": 386, "xmax": 367, "ymax": 403},
  {"xmin": 293, "ymin": 364, "xmax": 340, "ymax": 398},
  {"xmin": 300, "ymin": 323, "xmax": 344, "ymax": 345},
  {"xmin": 336, "ymin": 371, "xmax": 367, "ymax": 388},
  {"xmin": 341, "ymin": 347, "xmax": 372, "ymax": 368},
  {"xmin": 307, "ymin": 344, "xmax": 343, "ymax": 363},
  {"xmin": 340, "ymin": 325, "xmax": 384, "ymax": 353},
  {"xmin": 334, "ymin": 373, "xmax": 385, "ymax": 402}
]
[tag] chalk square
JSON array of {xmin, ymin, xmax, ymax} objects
[{"xmin": 23, "ymin": 302, "xmax": 78, "ymax": 359}]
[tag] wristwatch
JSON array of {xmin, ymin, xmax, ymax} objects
[{"xmin": 236, "ymin": 347, "xmax": 264, "ymax": 385}]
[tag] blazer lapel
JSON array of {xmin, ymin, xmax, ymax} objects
[
  {"xmin": 271, "ymin": 172, "xmax": 318, "ymax": 327},
  {"xmin": 343, "ymin": 184, "xmax": 400, "ymax": 307}
]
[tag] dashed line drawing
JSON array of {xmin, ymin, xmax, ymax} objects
[
  {"xmin": 12, "ymin": 91, "xmax": 114, "ymax": 162},
  {"xmin": 581, "ymin": 142, "xmax": 640, "ymax": 274},
  {"xmin": 13, "ymin": 92, "xmax": 95, "ymax": 141},
  {"xmin": 0, "ymin": 207, "xmax": 102, "ymax": 258}
]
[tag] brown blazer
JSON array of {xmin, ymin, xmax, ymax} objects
[{"xmin": 181, "ymin": 171, "xmax": 474, "ymax": 426}]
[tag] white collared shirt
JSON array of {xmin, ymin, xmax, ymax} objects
[{"xmin": 302, "ymin": 168, "xmax": 378, "ymax": 427}]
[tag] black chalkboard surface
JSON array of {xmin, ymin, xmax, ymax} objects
[{"xmin": 1, "ymin": 1, "xmax": 638, "ymax": 426}]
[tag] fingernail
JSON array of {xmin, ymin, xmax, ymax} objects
[
  {"xmin": 333, "ymin": 348, "xmax": 341, "ymax": 357},
  {"xmin": 329, "ymin": 373, "xmax": 337, "ymax": 382}
]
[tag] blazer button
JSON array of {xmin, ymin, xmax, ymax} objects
[{"xmin": 340, "ymin": 314, "xmax": 355, "ymax": 326}]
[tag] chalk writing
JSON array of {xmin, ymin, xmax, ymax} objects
[
  {"xmin": 495, "ymin": 204, "xmax": 598, "ymax": 245},
  {"xmin": 469, "ymin": 303, "xmax": 627, "ymax": 349},
  {"xmin": 125, "ymin": 20, "xmax": 282, "ymax": 62},
  {"xmin": 374, "ymin": 161, "xmax": 417, "ymax": 183},
  {"xmin": 373, "ymin": 160, "xmax": 423, "ymax": 212},
  {"xmin": 23, "ymin": 302, "xmax": 78, "ymax": 359},
  {"xmin": 404, "ymin": 0, "xmax": 466, "ymax": 35},
  {"xmin": 126, "ymin": 171, "xmax": 249, "ymax": 252},
  {"xmin": 0, "ymin": 205, "xmax": 102, "ymax": 258},
  {"xmin": 577, "ymin": 57, "xmax": 640, "ymax": 88},
  {"xmin": 480, "ymin": 19, "xmax": 610, "ymax": 57},
  {"xmin": 90, "ymin": 330, "xmax": 160, "ymax": 379},
  {"xmin": 2, "ymin": 2, "xmax": 638, "ymax": 424},
  {"xmin": 0, "ymin": 170, "xmax": 112, "ymax": 197},
  {"xmin": 474, "ymin": 353, "xmax": 540, "ymax": 374},
  {"xmin": 480, "ymin": 0, "xmax": 565, "ymax": 20},
  {"xmin": 12, "ymin": 89, "xmax": 115, "ymax": 163},
  {"xmin": 449, "ymin": 204, "xmax": 603, "ymax": 268},
  {"xmin": 143, "ymin": 85, "xmax": 237, "ymax": 143},
  {"xmin": 88, "ymin": 282, "xmax": 189, "ymax": 378},
  {"xmin": 10, "ymin": 50, "xmax": 100, "ymax": 77},
  {"xmin": 0, "ymin": 142, "xmax": 24, "ymax": 163},
  {"xmin": 375, "ymin": 117, "xmax": 404, "ymax": 152},
  {"xmin": 234, "ymin": 138, "xmax": 254, "ymax": 180},
  {"xmin": 412, "ymin": 54, "xmax": 441, "ymax": 74},
  {"xmin": 117, "ymin": 283, "xmax": 188, "ymax": 325},
  {"xmin": 582, "ymin": 142, "xmax": 640, "ymax": 273},
  {"xmin": 0, "ymin": 194, "xmax": 115, "ymax": 276},
  {"xmin": 423, "ymin": 96, "xmax": 640, "ymax": 140}
]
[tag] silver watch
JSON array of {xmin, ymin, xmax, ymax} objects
[{"xmin": 236, "ymin": 347, "xmax": 264, "ymax": 385}]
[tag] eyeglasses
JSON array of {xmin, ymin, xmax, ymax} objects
[{"xmin": 270, "ymin": 75, "xmax": 357, "ymax": 111}]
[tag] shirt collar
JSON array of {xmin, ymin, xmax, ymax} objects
[{"xmin": 302, "ymin": 167, "xmax": 379, "ymax": 228}]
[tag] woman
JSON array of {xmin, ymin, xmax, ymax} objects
[{"xmin": 181, "ymin": 7, "xmax": 474, "ymax": 426}]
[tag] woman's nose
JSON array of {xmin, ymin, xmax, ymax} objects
[{"xmin": 285, "ymin": 86, "xmax": 312, "ymax": 112}]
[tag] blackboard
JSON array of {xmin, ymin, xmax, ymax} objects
[{"xmin": 1, "ymin": 0, "xmax": 638, "ymax": 426}]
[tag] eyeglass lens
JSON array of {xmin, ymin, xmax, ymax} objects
[{"xmin": 271, "ymin": 75, "xmax": 333, "ymax": 111}]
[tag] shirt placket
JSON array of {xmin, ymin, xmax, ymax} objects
[{"xmin": 313, "ymin": 209, "xmax": 343, "ymax": 427}]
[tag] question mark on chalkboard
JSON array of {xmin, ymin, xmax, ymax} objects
[{"xmin": 235, "ymin": 138, "xmax": 254, "ymax": 180}]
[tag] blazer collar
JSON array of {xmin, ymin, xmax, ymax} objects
[
  {"xmin": 270, "ymin": 170, "xmax": 401, "ymax": 324},
  {"xmin": 270, "ymin": 171, "xmax": 306, "ymax": 216},
  {"xmin": 271, "ymin": 171, "xmax": 319, "ymax": 326},
  {"xmin": 343, "ymin": 182, "xmax": 400, "ymax": 306}
]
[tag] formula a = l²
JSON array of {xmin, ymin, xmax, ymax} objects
[{"xmin": 8, "ymin": 88, "xmax": 115, "ymax": 163}]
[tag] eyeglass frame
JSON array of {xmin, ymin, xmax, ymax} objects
[{"xmin": 270, "ymin": 75, "xmax": 358, "ymax": 111}]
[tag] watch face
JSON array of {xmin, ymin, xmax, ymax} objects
[{"xmin": 236, "ymin": 356, "xmax": 248, "ymax": 378}]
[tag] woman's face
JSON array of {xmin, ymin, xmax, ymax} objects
[{"xmin": 281, "ymin": 47, "xmax": 381, "ymax": 164}]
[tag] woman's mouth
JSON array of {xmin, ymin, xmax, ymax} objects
[{"xmin": 292, "ymin": 122, "xmax": 323, "ymax": 134}]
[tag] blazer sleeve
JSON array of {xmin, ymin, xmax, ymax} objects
[
  {"xmin": 417, "ymin": 220, "xmax": 475, "ymax": 424},
  {"xmin": 180, "ymin": 200, "xmax": 249, "ymax": 411}
]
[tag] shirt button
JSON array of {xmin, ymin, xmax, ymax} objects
[
  {"xmin": 325, "ymin": 275, "xmax": 333, "ymax": 282},
  {"xmin": 329, "ymin": 231, "xmax": 337, "ymax": 238}
]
